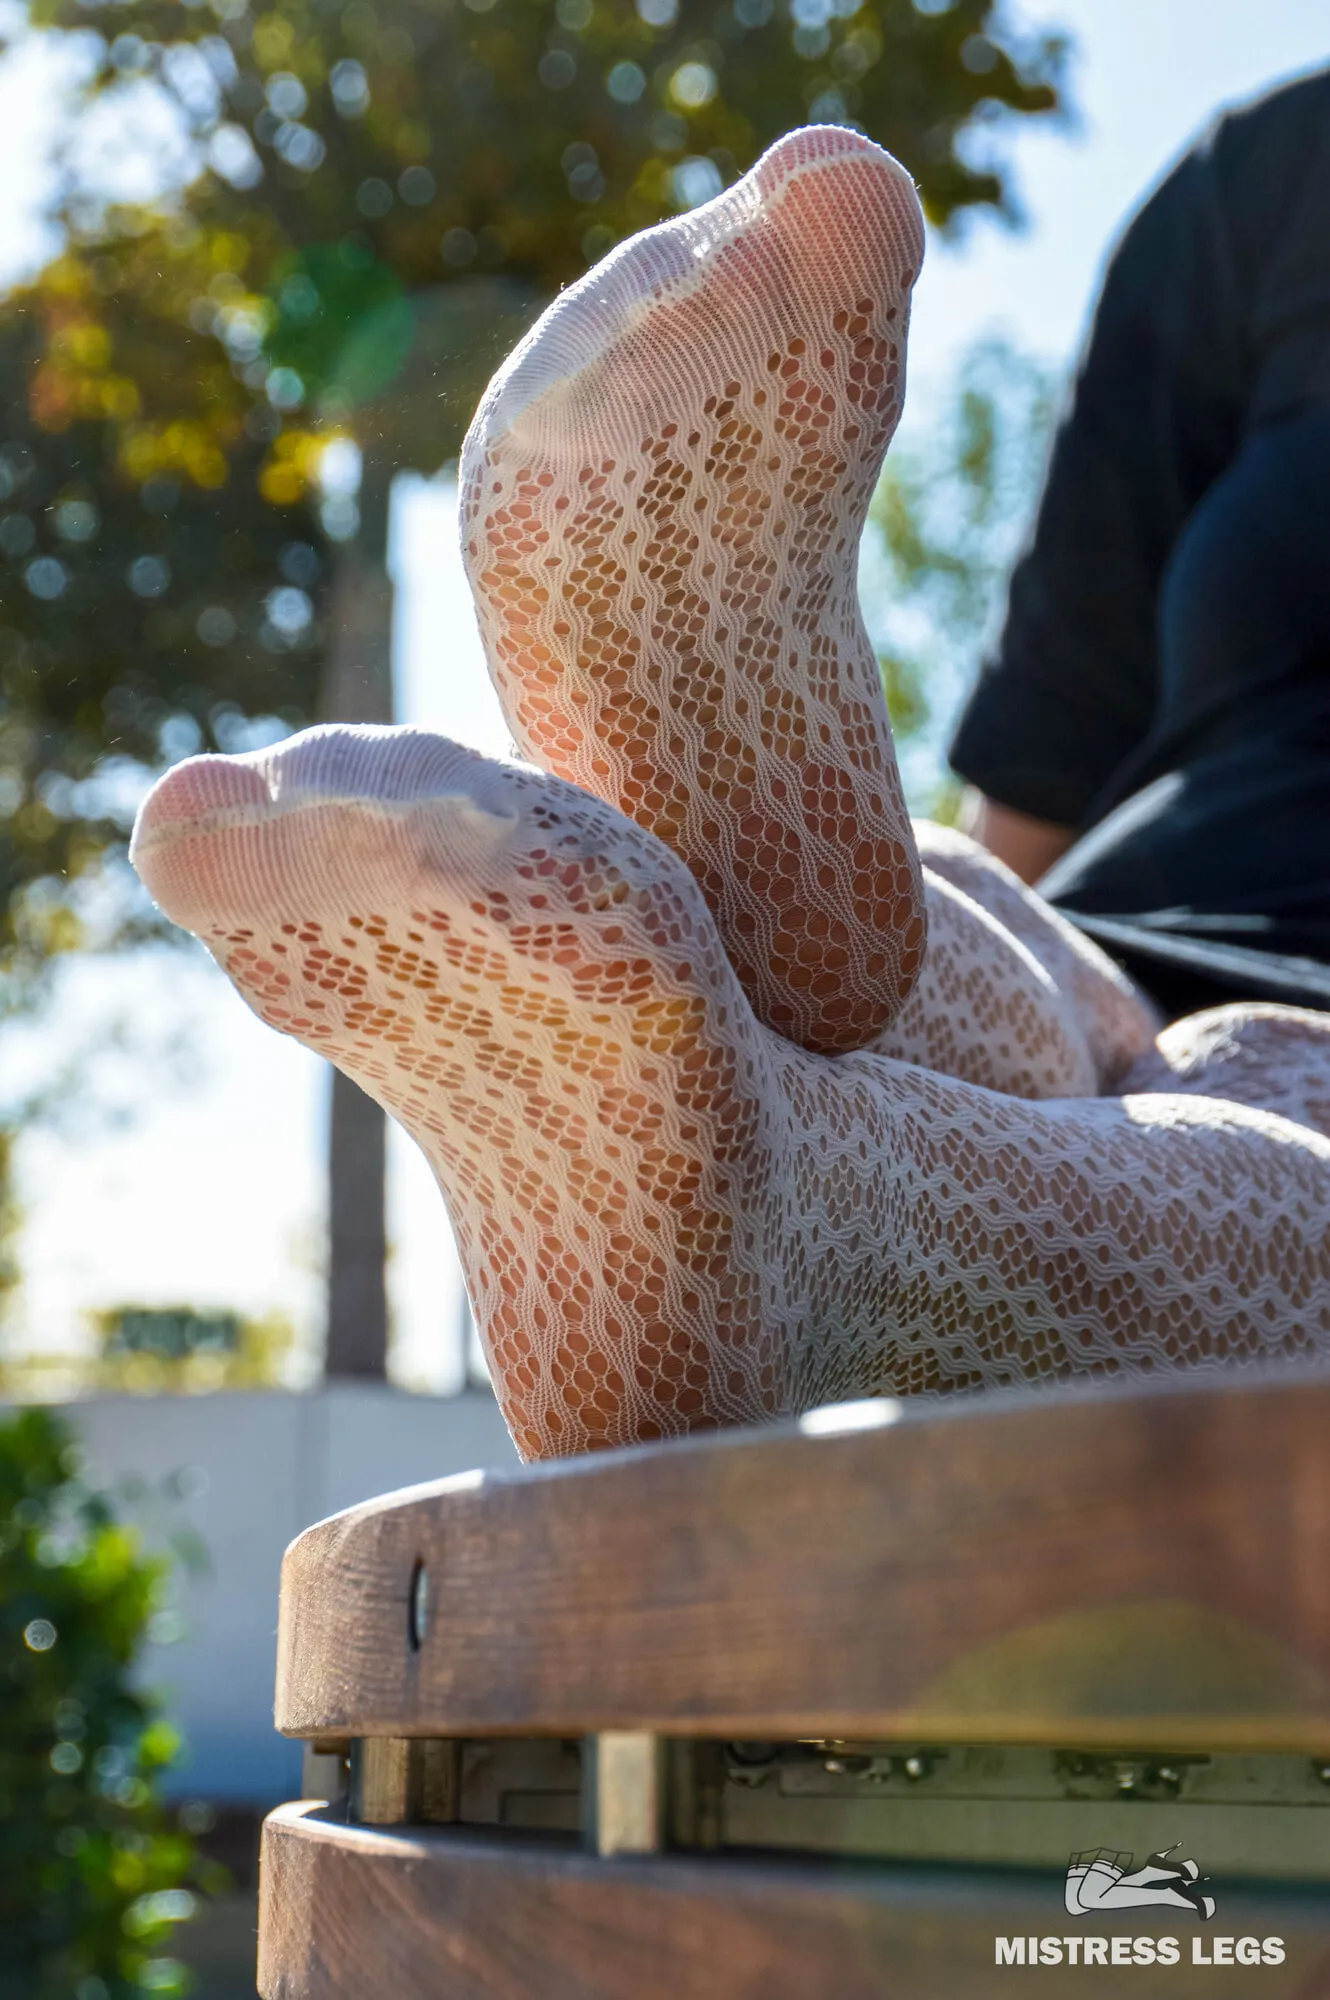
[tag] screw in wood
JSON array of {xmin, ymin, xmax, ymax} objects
[{"xmin": 409, "ymin": 1559, "xmax": 429, "ymax": 1652}]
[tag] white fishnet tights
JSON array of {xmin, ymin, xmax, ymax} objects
[
  {"xmin": 130, "ymin": 129, "xmax": 1330, "ymax": 1460},
  {"xmin": 460, "ymin": 126, "xmax": 1161, "ymax": 1099},
  {"xmin": 462, "ymin": 126, "xmax": 927, "ymax": 1057},
  {"xmin": 132, "ymin": 731, "xmax": 1330, "ymax": 1460}
]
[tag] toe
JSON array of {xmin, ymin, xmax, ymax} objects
[{"xmin": 132, "ymin": 753, "xmax": 271, "ymax": 852}]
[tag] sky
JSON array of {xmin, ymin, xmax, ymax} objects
[{"xmin": 7, "ymin": 0, "xmax": 1329, "ymax": 1391}]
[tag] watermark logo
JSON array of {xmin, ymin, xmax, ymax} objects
[
  {"xmin": 993, "ymin": 1844, "xmax": 1286, "ymax": 1967},
  {"xmin": 1065, "ymin": 1845, "xmax": 1215, "ymax": 1922}
]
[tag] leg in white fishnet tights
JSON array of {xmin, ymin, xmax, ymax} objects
[
  {"xmin": 461, "ymin": 126, "xmax": 1158, "ymax": 1096},
  {"xmin": 132, "ymin": 728, "xmax": 1330, "ymax": 1462}
]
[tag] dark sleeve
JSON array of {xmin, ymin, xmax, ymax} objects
[
  {"xmin": 1244, "ymin": 75, "xmax": 1330, "ymax": 424},
  {"xmin": 949, "ymin": 137, "xmax": 1248, "ymax": 828}
]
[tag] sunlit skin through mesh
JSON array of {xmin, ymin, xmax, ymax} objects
[
  {"xmin": 462, "ymin": 127, "xmax": 928, "ymax": 1057},
  {"xmin": 131, "ymin": 132, "xmax": 1330, "ymax": 1462},
  {"xmin": 461, "ymin": 127, "xmax": 1161, "ymax": 1100},
  {"xmin": 133, "ymin": 725, "xmax": 1330, "ymax": 1461}
]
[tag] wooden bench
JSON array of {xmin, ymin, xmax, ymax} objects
[{"xmin": 258, "ymin": 1372, "xmax": 1330, "ymax": 1996}]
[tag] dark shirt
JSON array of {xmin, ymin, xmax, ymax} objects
[{"xmin": 949, "ymin": 66, "xmax": 1330, "ymax": 833}]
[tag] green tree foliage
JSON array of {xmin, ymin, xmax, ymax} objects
[
  {"xmin": 53, "ymin": 0, "xmax": 1067, "ymax": 295},
  {"xmin": 0, "ymin": 1406, "xmax": 207, "ymax": 1999},
  {"xmin": 1, "ymin": 0, "xmax": 1070, "ymax": 976},
  {"xmin": 865, "ymin": 335, "xmax": 1056, "ymax": 811},
  {"xmin": 0, "ymin": 1, "xmax": 1071, "ymax": 1368},
  {"xmin": 0, "ymin": 230, "xmax": 325, "ymax": 989}
]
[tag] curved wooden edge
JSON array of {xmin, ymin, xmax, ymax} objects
[
  {"xmin": 257, "ymin": 1804, "xmax": 1330, "ymax": 2000},
  {"xmin": 274, "ymin": 1369, "xmax": 1330, "ymax": 1747}
]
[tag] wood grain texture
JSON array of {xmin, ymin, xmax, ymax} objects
[
  {"xmin": 258, "ymin": 1805, "xmax": 1330, "ymax": 2000},
  {"xmin": 274, "ymin": 1371, "xmax": 1330, "ymax": 1749}
]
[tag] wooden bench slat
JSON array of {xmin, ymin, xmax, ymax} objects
[
  {"xmin": 274, "ymin": 1372, "xmax": 1330, "ymax": 1748},
  {"xmin": 258, "ymin": 1804, "xmax": 1330, "ymax": 1999}
]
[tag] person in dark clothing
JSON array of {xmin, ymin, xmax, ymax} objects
[{"xmin": 949, "ymin": 65, "xmax": 1330, "ymax": 1019}]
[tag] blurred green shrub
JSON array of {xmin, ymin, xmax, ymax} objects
[
  {"xmin": 0, "ymin": 1406, "xmax": 207, "ymax": 2000},
  {"xmin": 93, "ymin": 1304, "xmax": 295, "ymax": 1394},
  {"xmin": 0, "ymin": 1305, "xmax": 297, "ymax": 1400}
]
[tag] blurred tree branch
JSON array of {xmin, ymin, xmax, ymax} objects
[{"xmin": 867, "ymin": 335, "xmax": 1057, "ymax": 815}]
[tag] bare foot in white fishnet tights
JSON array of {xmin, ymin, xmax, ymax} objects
[
  {"xmin": 132, "ymin": 726, "xmax": 1330, "ymax": 1462},
  {"xmin": 461, "ymin": 125, "xmax": 927, "ymax": 1058},
  {"xmin": 460, "ymin": 125, "xmax": 1157, "ymax": 1096}
]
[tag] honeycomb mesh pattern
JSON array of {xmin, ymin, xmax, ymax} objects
[
  {"xmin": 889, "ymin": 823, "xmax": 1160, "ymax": 1094},
  {"xmin": 460, "ymin": 127, "xmax": 1162, "ymax": 1097},
  {"xmin": 129, "ymin": 129, "xmax": 1330, "ymax": 1462},
  {"xmin": 461, "ymin": 128, "xmax": 927, "ymax": 1056},
  {"xmin": 1123, "ymin": 1005, "xmax": 1330, "ymax": 1136},
  {"xmin": 133, "ymin": 729, "xmax": 1330, "ymax": 1461},
  {"xmin": 872, "ymin": 866, "xmax": 1100, "ymax": 1101}
]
